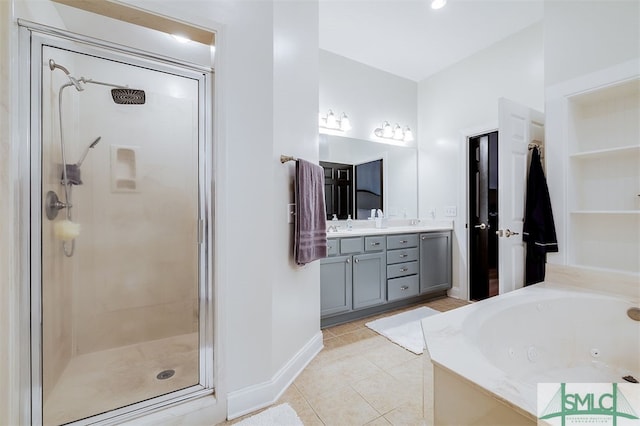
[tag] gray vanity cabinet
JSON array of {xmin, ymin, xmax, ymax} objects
[
  {"xmin": 386, "ymin": 233, "xmax": 420, "ymax": 301},
  {"xmin": 419, "ymin": 231, "xmax": 452, "ymax": 294},
  {"xmin": 320, "ymin": 255, "xmax": 352, "ymax": 317},
  {"xmin": 321, "ymin": 236, "xmax": 386, "ymax": 316},
  {"xmin": 352, "ymin": 252, "xmax": 386, "ymax": 309},
  {"xmin": 321, "ymin": 230, "xmax": 451, "ymax": 327}
]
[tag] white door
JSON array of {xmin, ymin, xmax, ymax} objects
[{"xmin": 497, "ymin": 98, "xmax": 545, "ymax": 294}]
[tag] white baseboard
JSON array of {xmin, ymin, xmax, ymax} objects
[{"xmin": 226, "ymin": 330, "xmax": 323, "ymax": 420}]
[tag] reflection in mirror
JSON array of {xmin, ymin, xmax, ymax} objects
[
  {"xmin": 355, "ymin": 159, "xmax": 383, "ymax": 219},
  {"xmin": 320, "ymin": 160, "xmax": 353, "ymax": 219},
  {"xmin": 319, "ymin": 134, "xmax": 418, "ymax": 219}
]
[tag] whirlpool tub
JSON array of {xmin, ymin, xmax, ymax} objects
[{"xmin": 421, "ymin": 272, "xmax": 640, "ymax": 425}]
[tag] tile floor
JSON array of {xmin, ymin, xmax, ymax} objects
[{"xmin": 222, "ymin": 297, "xmax": 469, "ymax": 426}]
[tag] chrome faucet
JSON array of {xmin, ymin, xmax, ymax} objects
[{"xmin": 327, "ymin": 224, "xmax": 338, "ymax": 232}]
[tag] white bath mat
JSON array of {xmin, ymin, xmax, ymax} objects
[
  {"xmin": 235, "ymin": 403, "xmax": 303, "ymax": 426},
  {"xmin": 365, "ymin": 307, "xmax": 440, "ymax": 354}
]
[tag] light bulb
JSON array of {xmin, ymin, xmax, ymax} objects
[
  {"xmin": 326, "ymin": 110, "xmax": 337, "ymax": 129},
  {"xmin": 431, "ymin": 0, "xmax": 447, "ymax": 9},
  {"xmin": 393, "ymin": 124, "xmax": 403, "ymax": 140},
  {"xmin": 340, "ymin": 113, "xmax": 351, "ymax": 131},
  {"xmin": 404, "ymin": 127, "xmax": 414, "ymax": 142},
  {"xmin": 382, "ymin": 122, "xmax": 393, "ymax": 138}
]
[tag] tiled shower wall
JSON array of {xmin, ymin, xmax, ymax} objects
[{"xmin": 41, "ymin": 48, "xmax": 200, "ymax": 388}]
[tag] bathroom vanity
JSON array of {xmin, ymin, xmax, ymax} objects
[{"xmin": 320, "ymin": 225, "xmax": 452, "ymax": 327}]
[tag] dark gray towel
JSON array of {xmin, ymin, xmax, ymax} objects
[
  {"xmin": 294, "ymin": 159, "xmax": 327, "ymax": 265},
  {"xmin": 523, "ymin": 147, "xmax": 558, "ymax": 285}
]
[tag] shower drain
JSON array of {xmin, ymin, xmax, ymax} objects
[{"xmin": 156, "ymin": 369, "xmax": 175, "ymax": 380}]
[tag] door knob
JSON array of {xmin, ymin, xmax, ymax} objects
[
  {"xmin": 504, "ymin": 229, "xmax": 519, "ymax": 238},
  {"xmin": 474, "ymin": 223, "xmax": 487, "ymax": 230}
]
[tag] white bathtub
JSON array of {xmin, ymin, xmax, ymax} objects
[{"xmin": 421, "ymin": 280, "xmax": 640, "ymax": 425}]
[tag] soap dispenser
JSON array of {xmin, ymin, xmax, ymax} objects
[{"xmin": 346, "ymin": 214, "xmax": 353, "ymax": 231}]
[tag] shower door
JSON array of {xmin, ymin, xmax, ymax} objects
[{"xmin": 32, "ymin": 34, "xmax": 211, "ymax": 425}]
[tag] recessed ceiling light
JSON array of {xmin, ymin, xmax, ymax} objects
[
  {"xmin": 172, "ymin": 34, "xmax": 191, "ymax": 43},
  {"xmin": 431, "ymin": 0, "xmax": 447, "ymax": 10}
]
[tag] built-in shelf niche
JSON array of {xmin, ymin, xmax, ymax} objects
[
  {"xmin": 110, "ymin": 145, "xmax": 139, "ymax": 192},
  {"xmin": 565, "ymin": 75, "xmax": 640, "ymax": 274}
]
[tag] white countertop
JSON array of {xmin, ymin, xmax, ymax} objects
[{"xmin": 326, "ymin": 220, "xmax": 453, "ymax": 238}]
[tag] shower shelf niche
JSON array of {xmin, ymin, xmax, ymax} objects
[{"xmin": 110, "ymin": 145, "xmax": 139, "ymax": 192}]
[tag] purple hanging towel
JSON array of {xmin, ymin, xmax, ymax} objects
[{"xmin": 294, "ymin": 159, "xmax": 328, "ymax": 265}]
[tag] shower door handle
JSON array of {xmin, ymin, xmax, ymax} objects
[{"xmin": 474, "ymin": 223, "xmax": 487, "ymax": 230}]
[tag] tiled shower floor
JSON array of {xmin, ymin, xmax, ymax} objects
[{"xmin": 43, "ymin": 332, "xmax": 198, "ymax": 425}]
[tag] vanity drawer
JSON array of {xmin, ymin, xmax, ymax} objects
[
  {"xmin": 326, "ymin": 239, "xmax": 339, "ymax": 256},
  {"xmin": 387, "ymin": 275, "xmax": 419, "ymax": 301},
  {"xmin": 340, "ymin": 237, "xmax": 363, "ymax": 254},
  {"xmin": 386, "ymin": 247, "xmax": 419, "ymax": 265},
  {"xmin": 364, "ymin": 236, "xmax": 386, "ymax": 252},
  {"xmin": 387, "ymin": 261, "xmax": 418, "ymax": 279},
  {"xmin": 387, "ymin": 234, "xmax": 418, "ymax": 250}
]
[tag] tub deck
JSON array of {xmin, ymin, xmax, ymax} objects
[{"xmin": 421, "ymin": 280, "xmax": 640, "ymax": 424}]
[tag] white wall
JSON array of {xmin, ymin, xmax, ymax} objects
[
  {"xmin": 417, "ymin": 22, "xmax": 544, "ymax": 299},
  {"xmin": 544, "ymin": 1, "xmax": 640, "ymax": 88},
  {"xmin": 0, "ymin": 1, "xmax": 17, "ymax": 424},
  {"xmin": 3, "ymin": 0, "xmax": 322, "ymax": 423},
  {"xmin": 319, "ymin": 49, "xmax": 417, "ymax": 145},
  {"xmin": 271, "ymin": 0, "xmax": 321, "ymax": 384},
  {"xmin": 543, "ymin": 0, "xmax": 640, "ymax": 268}
]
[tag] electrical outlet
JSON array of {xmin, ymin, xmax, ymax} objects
[
  {"xmin": 287, "ymin": 203, "xmax": 295, "ymax": 224},
  {"xmin": 427, "ymin": 208, "xmax": 436, "ymax": 219},
  {"xmin": 444, "ymin": 206, "xmax": 457, "ymax": 217}
]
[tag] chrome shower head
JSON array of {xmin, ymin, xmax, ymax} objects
[{"xmin": 77, "ymin": 136, "xmax": 101, "ymax": 167}]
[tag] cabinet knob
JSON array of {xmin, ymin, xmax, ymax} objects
[
  {"xmin": 400, "ymin": 285, "xmax": 409, "ymax": 291},
  {"xmin": 371, "ymin": 242, "xmax": 380, "ymax": 246},
  {"xmin": 400, "ymin": 240, "xmax": 408, "ymax": 244},
  {"xmin": 400, "ymin": 267, "xmax": 408, "ymax": 272},
  {"xmin": 421, "ymin": 236, "xmax": 427, "ymax": 240},
  {"xmin": 346, "ymin": 258, "xmax": 351, "ymax": 264},
  {"xmin": 354, "ymin": 258, "xmax": 359, "ymax": 263},
  {"xmin": 400, "ymin": 254, "xmax": 408, "ymax": 258}
]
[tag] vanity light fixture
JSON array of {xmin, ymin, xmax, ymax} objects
[
  {"xmin": 319, "ymin": 110, "xmax": 351, "ymax": 132},
  {"xmin": 374, "ymin": 122, "xmax": 414, "ymax": 142},
  {"xmin": 431, "ymin": 0, "xmax": 447, "ymax": 9}
]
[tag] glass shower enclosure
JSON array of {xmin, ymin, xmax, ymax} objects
[{"xmin": 27, "ymin": 30, "xmax": 213, "ymax": 425}]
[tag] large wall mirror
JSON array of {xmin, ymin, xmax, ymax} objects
[{"xmin": 319, "ymin": 134, "xmax": 418, "ymax": 220}]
